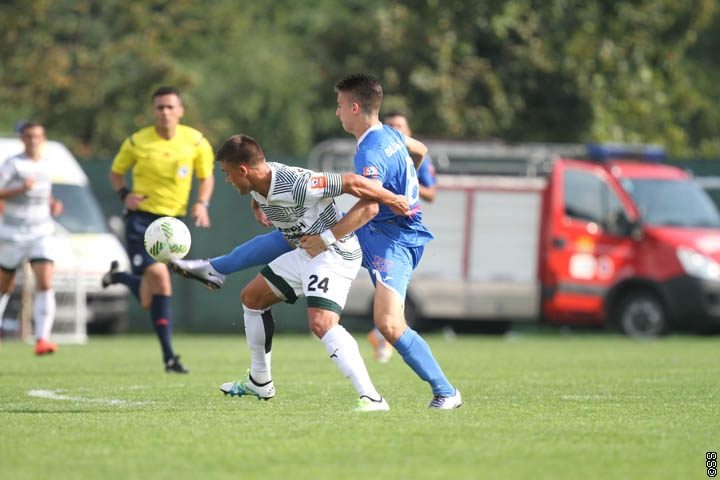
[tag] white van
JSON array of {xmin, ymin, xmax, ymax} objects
[{"xmin": 0, "ymin": 137, "xmax": 130, "ymax": 338}]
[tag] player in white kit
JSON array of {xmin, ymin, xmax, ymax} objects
[
  {"xmin": 0, "ymin": 123, "xmax": 63, "ymax": 354},
  {"xmin": 215, "ymin": 134, "xmax": 410, "ymax": 411}
]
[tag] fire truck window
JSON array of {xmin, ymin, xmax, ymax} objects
[{"xmin": 563, "ymin": 169, "xmax": 605, "ymax": 224}]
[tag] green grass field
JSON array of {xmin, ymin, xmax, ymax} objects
[{"xmin": 1, "ymin": 332, "xmax": 718, "ymax": 480}]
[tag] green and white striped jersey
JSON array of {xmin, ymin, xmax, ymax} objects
[{"xmin": 250, "ymin": 162, "xmax": 361, "ymax": 261}]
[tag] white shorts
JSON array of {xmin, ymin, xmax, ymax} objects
[
  {"xmin": 0, "ymin": 235, "xmax": 58, "ymax": 271},
  {"xmin": 261, "ymin": 247, "xmax": 361, "ymax": 315}
]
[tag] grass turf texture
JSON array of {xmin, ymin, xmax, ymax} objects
[{"xmin": 1, "ymin": 333, "xmax": 718, "ymax": 480}]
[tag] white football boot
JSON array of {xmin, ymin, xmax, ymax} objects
[
  {"xmin": 220, "ymin": 375, "xmax": 275, "ymax": 400},
  {"xmin": 169, "ymin": 258, "xmax": 225, "ymax": 290},
  {"xmin": 428, "ymin": 388, "xmax": 462, "ymax": 409}
]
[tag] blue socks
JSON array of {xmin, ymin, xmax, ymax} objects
[
  {"xmin": 150, "ymin": 295, "xmax": 174, "ymax": 362},
  {"xmin": 114, "ymin": 271, "xmax": 141, "ymax": 300},
  {"xmin": 393, "ymin": 328, "xmax": 454, "ymax": 396},
  {"xmin": 210, "ymin": 230, "xmax": 292, "ymax": 274}
]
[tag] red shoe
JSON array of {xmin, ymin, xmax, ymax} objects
[
  {"xmin": 367, "ymin": 330, "xmax": 393, "ymax": 363},
  {"xmin": 35, "ymin": 339, "xmax": 58, "ymax": 356}
]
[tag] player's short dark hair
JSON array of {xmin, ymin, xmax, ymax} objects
[
  {"xmin": 216, "ymin": 134, "xmax": 265, "ymax": 166},
  {"xmin": 334, "ymin": 73, "xmax": 383, "ymax": 115},
  {"xmin": 383, "ymin": 110, "xmax": 408, "ymax": 122},
  {"xmin": 18, "ymin": 121, "xmax": 43, "ymax": 134},
  {"xmin": 152, "ymin": 86, "xmax": 181, "ymax": 101}
]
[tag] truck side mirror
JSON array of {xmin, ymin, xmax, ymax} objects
[{"xmin": 608, "ymin": 210, "xmax": 642, "ymax": 239}]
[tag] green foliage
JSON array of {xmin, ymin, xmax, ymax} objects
[{"xmin": 0, "ymin": 0, "xmax": 718, "ymax": 157}]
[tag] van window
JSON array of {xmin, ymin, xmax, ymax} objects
[
  {"xmin": 52, "ymin": 184, "xmax": 108, "ymax": 233},
  {"xmin": 564, "ymin": 169, "xmax": 623, "ymax": 228}
]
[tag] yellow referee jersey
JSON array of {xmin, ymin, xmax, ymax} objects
[{"xmin": 111, "ymin": 125, "xmax": 214, "ymax": 217}]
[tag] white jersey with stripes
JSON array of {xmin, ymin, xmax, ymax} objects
[{"xmin": 250, "ymin": 162, "xmax": 361, "ymax": 261}]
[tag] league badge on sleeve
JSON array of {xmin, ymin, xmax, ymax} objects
[
  {"xmin": 310, "ymin": 175, "xmax": 327, "ymax": 189},
  {"xmin": 363, "ymin": 166, "xmax": 379, "ymax": 178}
]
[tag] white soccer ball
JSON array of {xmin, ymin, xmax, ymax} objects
[{"xmin": 144, "ymin": 216, "xmax": 191, "ymax": 263}]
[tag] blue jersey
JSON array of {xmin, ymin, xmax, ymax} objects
[
  {"xmin": 417, "ymin": 154, "xmax": 437, "ymax": 188},
  {"xmin": 354, "ymin": 124, "xmax": 434, "ymax": 247}
]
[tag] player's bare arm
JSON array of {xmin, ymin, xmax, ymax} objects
[
  {"xmin": 190, "ymin": 175, "xmax": 214, "ymax": 228},
  {"xmin": 50, "ymin": 196, "xmax": 63, "ymax": 217},
  {"xmin": 419, "ymin": 184, "xmax": 436, "ymax": 203},
  {"xmin": 251, "ymin": 198, "xmax": 273, "ymax": 227},
  {"xmin": 340, "ymin": 173, "xmax": 410, "ymax": 216},
  {"xmin": 405, "ymin": 136, "xmax": 428, "ymax": 170},
  {"xmin": 300, "ymin": 198, "xmax": 379, "ymax": 257},
  {"xmin": 0, "ymin": 177, "xmax": 33, "ymax": 198}
]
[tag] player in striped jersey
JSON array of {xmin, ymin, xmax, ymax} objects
[
  {"xmin": 215, "ymin": 134, "xmax": 410, "ymax": 411},
  {"xmin": 0, "ymin": 122, "xmax": 63, "ymax": 355}
]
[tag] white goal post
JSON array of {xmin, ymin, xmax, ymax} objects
[{"xmin": 12, "ymin": 260, "xmax": 88, "ymax": 344}]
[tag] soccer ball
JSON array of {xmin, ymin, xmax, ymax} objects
[{"xmin": 144, "ymin": 217, "xmax": 191, "ymax": 263}]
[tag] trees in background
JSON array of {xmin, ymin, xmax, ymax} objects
[{"xmin": 1, "ymin": 0, "xmax": 718, "ymax": 157}]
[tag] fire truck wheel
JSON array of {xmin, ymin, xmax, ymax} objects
[{"xmin": 615, "ymin": 291, "xmax": 668, "ymax": 338}]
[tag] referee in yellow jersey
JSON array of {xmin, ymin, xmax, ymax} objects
[{"xmin": 104, "ymin": 86, "xmax": 215, "ymax": 373}]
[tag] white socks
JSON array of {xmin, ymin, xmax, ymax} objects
[
  {"xmin": 242, "ymin": 304, "xmax": 273, "ymax": 384},
  {"xmin": 242, "ymin": 307, "xmax": 381, "ymax": 400},
  {"xmin": 0, "ymin": 292, "xmax": 9, "ymax": 331},
  {"xmin": 321, "ymin": 325, "xmax": 381, "ymax": 400},
  {"xmin": 33, "ymin": 289, "xmax": 56, "ymax": 341}
]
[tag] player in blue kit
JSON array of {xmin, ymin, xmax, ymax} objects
[
  {"xmin": 171, "ymin": 74, "xmax": 461, "ymax": 409},
  {"xmin": 367, "ymin": 110, "xmax": 438, "ymax": 362}
]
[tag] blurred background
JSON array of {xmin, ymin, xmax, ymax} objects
[{"xmin": 2, "ymin": 0, "xmax": 720, "ymax": 336}]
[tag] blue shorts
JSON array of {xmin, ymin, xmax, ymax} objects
[
  {"xmin": 125, "ymin": 211, "xmax": 173, "ymax": 275},
  {"xmin": 356, "ymin": 224, "xmax": 424, "ymax": 300}
]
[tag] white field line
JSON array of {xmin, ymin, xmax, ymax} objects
[{"xmin": 27, "ymin": 389, "xmax": 153, "ymax": 407}]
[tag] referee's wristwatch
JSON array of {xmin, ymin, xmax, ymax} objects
[{"xmin": 196, "ymin": 200, "xmax": 210, "ymax": 208}]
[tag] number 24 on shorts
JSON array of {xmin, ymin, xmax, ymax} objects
[{"xmin": 308, "ymin": 275, "xmax": 329, "ymax": 293}]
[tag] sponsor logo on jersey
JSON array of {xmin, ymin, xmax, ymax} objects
[
  {"xmin": 310, "ymin": 175, "xmax": 327, "ymax": 189},
  {"xmin": 363, "ymin": 166, "xmax": 380, "ymax": 178},
  {"xmin": 384, "ymin": 141, "xmax": 403, "ymax": 157},
  {"xmin": 178, "ymin": 165, "xmax": 189, "ymax": 178}
]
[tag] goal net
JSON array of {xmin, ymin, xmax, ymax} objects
[{"xmin": 1, "ymin": 261, "xmax": 87, "ymax": 344}]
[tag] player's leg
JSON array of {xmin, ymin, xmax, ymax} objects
[
  {"xmin": 367, "ymin": 325, "xmax": 393, "ymax": 363},
  {"xmin": 373, "ymin": 282, "xmax": 461, "ymax": 408},
  {"xmin": 304, "ymin": 249, "xmax": 388, "ymax": 411},
  {"xmin": 170, "ymin": 230, "xmax": 292, "ymax": 289},
  {"xmin": 30, "ymin": 259, "xmax": 58, "ymax": 355},
  {"xmin": 109, "ymin": 212, "xmax": 186, "ymax": 372},
  {"xmin": 363, "ymin": 236, "xmax": 460, "ymax": 409},
  {"xmin": 102, "ymin": 212, "xmax": 145, "ymax": 299},
  {"xmin": 0, "ymin": 242, "xmax": 22, "ymax": 336},
  {"xmin": 220, "ymin": 269, "xmax": 286, "ymax": 399},
  {"xmin": 29, "ymin": 236, "xmax": 59, "ymax": 355},
  {"xmin": 212, "ymin": 229, "xmax": 291, "ymax": 274},
  {"xmin": 141, "ymin": 261, "xmax": 186, "ymax": 372},
  {"xmin": 0, "ymin": 268, "xmax": 16, "ymax": 339}
]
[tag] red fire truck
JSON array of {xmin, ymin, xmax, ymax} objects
[{"xmin": 309, "ymin": 141, "xmax": 720, "ymax": 337}]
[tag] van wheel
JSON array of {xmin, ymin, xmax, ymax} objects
[
  {"xmin": 87, "ymin": 316, "xmax": 125, "ymax": 335},
  {"xmin": 615, "ymin": 291, "xmax": 668, "ymax": 338}
]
